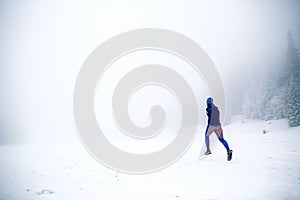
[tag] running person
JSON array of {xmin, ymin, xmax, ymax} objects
[{"xmin": 204, "ymin": 97, "xmax": 233, "ymax": 161}]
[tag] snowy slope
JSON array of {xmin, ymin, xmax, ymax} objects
[{"xmin": 1, "ymin": 118, "xmax": 300, "ymax": 200}]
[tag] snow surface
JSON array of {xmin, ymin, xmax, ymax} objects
[{"xmin": 1, "ymin": 118, "xmax": 300, "ymax": 200}]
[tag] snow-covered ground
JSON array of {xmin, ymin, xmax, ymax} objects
[{"xmin": 1, "ymin": 118, "xmax": 300, "ymax": 200}]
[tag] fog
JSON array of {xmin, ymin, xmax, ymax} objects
[{"xmin": 0, "ymin": 0, "xmax": 300, "ymax": 144}]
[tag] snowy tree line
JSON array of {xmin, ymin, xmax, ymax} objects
[{"xmin": 242, "ymin": 32, "xmax": 300, "ymax": 127}]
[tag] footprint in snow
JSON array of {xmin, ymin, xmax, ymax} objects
[{"xmin": 36, "ymin": 189, "xmax": 55, "ymax": 195}]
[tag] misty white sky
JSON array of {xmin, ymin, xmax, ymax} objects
[{"xmin": 0, "ymin": 0, "xmax": 299, "ymax": 143}]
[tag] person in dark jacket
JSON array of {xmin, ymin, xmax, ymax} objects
[{"xmin": 205, "ymin": 97, "xmax": 232, "ymax": 161}]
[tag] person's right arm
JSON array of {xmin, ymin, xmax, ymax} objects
[{"xmin": 206, "ymin": 107, "xmax": 211, "ymax": 124}]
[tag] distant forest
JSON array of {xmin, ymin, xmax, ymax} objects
[{"xmin": 242, "ymin": 32, "xmax": 300, "ymax": 127}]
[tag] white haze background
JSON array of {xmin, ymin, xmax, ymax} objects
[{"xmin": 1, "ymin": 0, "xmax": 300, "ymax": 143}]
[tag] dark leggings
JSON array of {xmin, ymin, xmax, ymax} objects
[{"xmin": 205, "ymin": 125, "xmax": 230, "ymax": 152}]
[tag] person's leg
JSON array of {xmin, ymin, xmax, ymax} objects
[
  {"xmin": 205, "ymin": 125, "xmax": 210, "ymax": 151},
  {"xmin": 205, "ymin": 126, "xmax": 215, "ymax": 154},
  {"xmin": 215, "ymin": 126, "xmax": 230, "ymax": 152}
]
